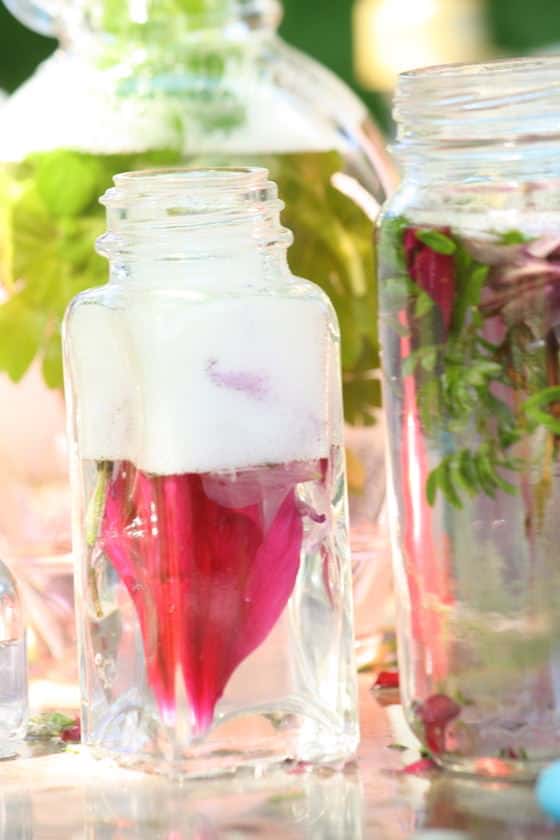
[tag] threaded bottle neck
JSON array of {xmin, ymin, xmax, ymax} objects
[
  {"xmin": 393, "ymin": 56, "xmax": 560, "ymax": 182},
  {"xmin": 97, "ymin": 166, "xmax": 292, "ymax": 268}
]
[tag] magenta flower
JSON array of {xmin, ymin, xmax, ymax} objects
[
  {"xmin": 373, "ymin": 670, "xmax": 400, "ymax": 690},
  {"xmin": 463, "ymin": 234, "xmax": 560, "ymax": 321},
  {"xmin": 60, "ymin": 719, "xmax": 81, "ymax": 743},
  {"xmin": 101, "ymin": 460, "xmax": 323, "ymax": 735},
  {"xmin": 404, "ymin": 227, "xmax": 456, "ymax": 331},
  {"xmin": 415, "ymin": 693, "xmax": 461, "ymax": 754},
  {"xmin": 401, "ymin": 756, "xmax": 439, "ymax": 775}
]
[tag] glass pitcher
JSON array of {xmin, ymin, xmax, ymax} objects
[
  {"xmin": 0, "ymin": 0, "xmax": 396, "ymax": 683},
  {"xmin": 64, "ymin": 166, "xmax": 359, "ymax": 775}
]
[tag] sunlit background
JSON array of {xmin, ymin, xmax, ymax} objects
[{"xmin": 1, "ymin": 0, "xmax": 560, "ymax": 133}]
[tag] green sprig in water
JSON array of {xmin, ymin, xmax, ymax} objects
[{"xmin": 379, "ymin": 215, "xmax": 560, "ymax": 507}]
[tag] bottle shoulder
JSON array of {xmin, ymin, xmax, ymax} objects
[{"xmin": 66, "ymin": 271, "xmax": 336, "ymax": 317}]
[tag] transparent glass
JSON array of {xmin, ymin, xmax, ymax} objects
[
  {"xmin": 0, "ymin": 557, "xmax": 28, "ymax": 752},
  {"xmin": 63, "ymin": 167, "xmax": 358, "ymax": 776},
  {"xmin": 379, "ymin": 57, "xmax": 560, "ymax": 780},
  {"xmin": 0, "ymin": 0, "xmax": 396, "ymax": 676}
]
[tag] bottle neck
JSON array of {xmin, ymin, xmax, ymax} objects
[
  {"xmin": 97, "ymin": 167, "xmax": 292, "ymax": 285},
  {"xmin": 393, "ymin": 56, "xmax": 560, "ymax": 185}
]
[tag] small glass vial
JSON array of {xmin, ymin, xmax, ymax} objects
[
  {"xmin": 378, "ymin": 56, "xmax": 560, "ymax": 780},
  {"xmin": 63, "ymin": 167, "xmax": 358, "ymax": 776},
  {"xmin": 0, "ymin": 557, "xmax": 28, "ymax": 753}
]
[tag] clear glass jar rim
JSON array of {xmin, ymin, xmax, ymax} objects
[
  {"xmin": 393, "ymin": 55, "xmax": 560, "ymax": 171},
  {"xmin": 105, "ymin": 166, "xmax": 272, "ymax": 202},
  {"xmin": 399, "ymin": 55, "xmax": 560, "ymax": 83}
]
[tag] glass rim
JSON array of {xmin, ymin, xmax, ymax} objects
[
  {"xmin": 394, "ymin": 54, "xmax": 560, "ymax": 166},
  {"xmin": 102, "ymin": 166, "xmax": 275, "ymax": 207},
  {"xmin": 399, "ymin": 54, "xmax": 560, "ymax": 83},
  {"xmin": 112, "ymin": 166, "xmax": 269, "ymax": 186}
]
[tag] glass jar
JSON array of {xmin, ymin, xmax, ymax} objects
[
  {"xmin": 63, "ymin": 167, "xmax": 358, "ymax": 775},
  {"xmin": 0, "ymin": 0, "xmax": 396, "ymax": 677},
  {"xmin": 0, "ymin": 556, "xmax": 28, "ymax": 752},
  {"xmin": 378, "ymin": 56, "xmax": 560, "ymax": 780}
]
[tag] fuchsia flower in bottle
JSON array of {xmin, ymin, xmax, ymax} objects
[
  {"xmin": 64, "ymin": 167, "xmax": 358, "ymax": 776},
  {"xmin": 404, "ymin": 227, "xmax": 456, "ymax": 332}
]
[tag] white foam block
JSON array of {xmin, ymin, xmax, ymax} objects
[{"xmin": 67, "ymin": 293, "xmax": 333, "ymax": 474}]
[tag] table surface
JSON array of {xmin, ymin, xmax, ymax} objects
[{"xmin": 1, "ymin": 677, "xmax": 558, "ymax": 840}]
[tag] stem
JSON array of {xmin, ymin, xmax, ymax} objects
[
  {"xmin": 86, "ymin": 461, "xmax": 112, "ymax": 547},
  {"xmin": 86, "ymin": 461, "xmax": 112, "ymax": 620}
]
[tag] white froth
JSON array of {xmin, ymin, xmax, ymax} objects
[
  {"xmin": 68, "ymin": 292, "xmax": 333, "ymax": 474},
  {"xmin": 0, "ymin": 54, "xmax": 180, "ymax": 161},
  {"xmin": 0, "ymin": 52, "xmax": 333, "ymax": 162}
]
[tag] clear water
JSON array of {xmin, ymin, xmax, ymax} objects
[
  {"xmin": 379, "ymin": 217, "xmax": 560, "ymax": 778},
  {"xmin": 0, "ymin": 638, "xmax": 28, "ymax": 750},
  {"xmin": 76, "ymin": 447, "xmax": 358, "ymax": 776}
]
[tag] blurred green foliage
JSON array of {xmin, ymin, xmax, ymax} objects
[
  {"xmin": 0, "ymin": 5, "xmax": 54, "ymax": 91},
  {"xmin": 486, "ymin": 0, "xmax": 560, "ymax": 52},
  {"xmin": 2, "ymin": 0, "xmax": 560, "ymax": 118}
]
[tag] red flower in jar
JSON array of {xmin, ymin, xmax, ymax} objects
[
  {"xmin": 415, "ymin": 693, "xmax": 461, "ymax": 754},
  {"xmin": 404, "ymin": 227, "xmax": 456, "ymax": 332}
]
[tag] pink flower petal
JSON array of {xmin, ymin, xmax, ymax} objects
[
  {"xmin": 402, "ymin": 757, "xmax": 439, "ymax": 775},
  {"xmin": 374, "ymin": 671, "xmax": 400, "ymax": 689},
  {"xmin": 404, "ymin": 228, "xmax": 456, "ymax": 331},
  {"xmin": 415, "ymin": 694, "xmax": 461, "ymax": 755},
  {"xmin": 417, "ymin": 694, "xmax": 461, "ymax": 726},
  {"xmin": 61, "ymin": 721, "xmax": 81, "ymax": 743},
  {"xmin": 101, "ymin": 461, "xmax": 308, "ymax": 735}
]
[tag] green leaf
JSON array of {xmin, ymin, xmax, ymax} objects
[
  {"xmin": 522, "ymin": 387, "xmax": 560, "ymax": 434},
  {"xmin": 0, "ymin": 295, "xmax": 44, "ymax": 382},
  {"xmin": 420, "ymin": 347, "xmax": 438, "ymax": 372},
  {"xmin": 491, "ymin": 471, "xmax": 517, "ymax": 496},
  {"xmin": 415, "ymin": 290, "xmax": 434, "ymax": 318},
  {"xmin": 459, "ymin": 450, "xmax": 480, "ymax": 494},
  {"xmin": 450, "ymin": 452, "xmax": 477, "ymax": 498},
  {"xmin": 377, "ymin": 214, "xmax": 409, "ymax": 278},
  {"xmin": 42, "ymin": 331, "xmax": 63, "ymax": 390},
  {"xmin": 27, "ymin": 711, "xmax": 76, "ymax": 740},
  {"xmin": 416, "ymin": 229, "xmax": 456, "ymax": 255},
  {"xmin": 473, "ymin": 453, "xmax": 498, "ymax": 497},
  {"xmin": 35, "ymin": 151, "xmax": 102, "ymax": 218},
  {"xmin": 382, "ymin": 275, "xmax": 411, "ymax": 312},
  {"xmin": 440, "ymin": 459, "xmax": 463, "ymax": 509},
  {"xmin": 450, "ymin": 244, "xmax": 488, "ymax": 336},
  {"xmin": 426, "ymin": 467, "xmax": 440, "ymax": 506},
  {"xmin": 499, "ymin": 230, "xmax": 531, "ymax": 245},
  {"xmin": 343, "ymin": 376, "xmax": 381, "ymax": 426},
  {"xmin": 402, "ymin": 352, "xmax": 419, "ymax": 378}
]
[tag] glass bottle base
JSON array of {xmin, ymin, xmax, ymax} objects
[
  {"xmin": 434, "ymin": 752, "xmax": 551, "ymax": 782},
  {"xmin": 86, "ymin": 712, "xmax": 358, "ymax": 779}
]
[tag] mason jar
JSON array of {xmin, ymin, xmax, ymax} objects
[
  {"xmin": 378, "ymin": 56, "xmax": 560, "ymax": 779},
  {"xmin": 63, "ymin": 167, "xmax": 358, "ymax": 776}
]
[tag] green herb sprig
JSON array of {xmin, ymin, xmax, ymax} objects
[{"xmin": 379, "ymin": 215, "xmax": 559, "ymax": 507}]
